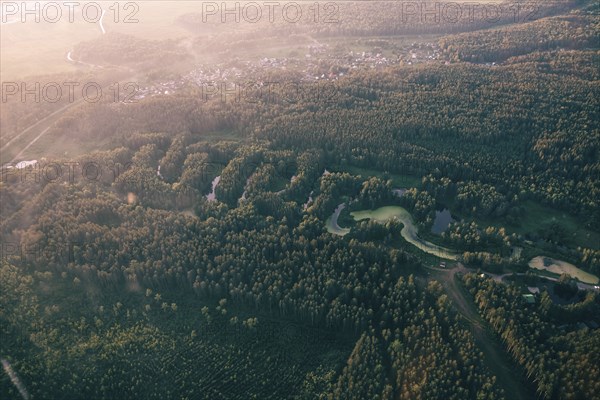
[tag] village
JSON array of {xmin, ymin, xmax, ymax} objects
[{"xmin": 129, "ymin": 40, "xmax": 447, "ymax": 102}]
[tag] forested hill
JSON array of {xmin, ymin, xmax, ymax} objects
[
  {"xmin": 1, "ymin": 1, "xmax": 599, "ymax": 399},
  {"xmin": 256, "ymin": 61, "xmax": 599, "ymax": 217}
]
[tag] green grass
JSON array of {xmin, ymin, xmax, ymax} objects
[
  {"xmin": 512, "ymin": 201, "xmax": 598, "ymax": 248},
  {"xmin": 195, "ymin": 129, "xmax": 244, "ymax": 143},
  {"xmin": 328, "ymin": 204, "xmax": 458, "ymax": 260},
  {"xmin": 454, "ymin": 200, "xmax": 599, "ymax": 251}
]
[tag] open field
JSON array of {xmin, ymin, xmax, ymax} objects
[
  {"xmin": 1, "ymin": 19, "xmax": 97, "ymax": 80},
  {"xmin": 457, "ymin": 200, "xmax": 600, "ymax": 251},
  {"xmin": 515, "ymin": 201, "xmax": 600, "ymax": 250},
  {"xmin": 0, "ymin": 2, "xmax": 200, "ymax": 80}
]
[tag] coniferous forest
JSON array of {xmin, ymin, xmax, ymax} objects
[{"xmin": 1, "ymin": 1, "xmax": 599, "ymax": 399}]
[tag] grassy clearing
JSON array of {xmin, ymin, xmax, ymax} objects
[
  {"xmin": 455, "ymin": 200, "xmax": 599, "ymax": 251},
  {"xmin": 194, "ymin": 130, "xmax": 244, "ymax": 143},
  {"xmin": 512, "ymin": 201, "xmax": 599, "ymax": 249}
]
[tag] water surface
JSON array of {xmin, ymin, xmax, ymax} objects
[
  {"xmin": 431, "ymin": 208, "xmax": 455, "ymax": 234},
  {"xmin": 327, "ymin": 205, "xmax": 457, "ymax": 260},
  {"xmin": 206, "ymin": 176, "xmax": 221, "ymax": 201}
]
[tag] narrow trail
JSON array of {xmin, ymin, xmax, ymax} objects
[
  {"xmin": 3, "ymin": 12, "xmax": 142, "ymax": 163},
  {"xmin": 1, "ymin": 5, "xmax": 112, "ymax": 163},
  {"xmin": 1, "ymin": 100, "xmax": 83, "ymax": 154},
  {"xmin": 426, "ymin": 264, "xmax": 535, "ymax": 400},
  {"xmin": 10, "ymin": 127, "xmax": 51, "ymax": 163},
  {"xmin": 66, "ymin": 51, "xmax": 103, "ymax": 68}
]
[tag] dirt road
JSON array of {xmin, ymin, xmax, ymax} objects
[{"xmin": 426, "ymin": 264, "xmax": 535, "ymax": 400}]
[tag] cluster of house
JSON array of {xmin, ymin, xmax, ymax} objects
[
  {"xmin": 305, "ymin": 42, "xmax": 446, "ymax": 76},
  {"xmin": 129, "ymin": 80, "xmax": 186, "ymax": 102},
  {"xmin": 128, "ymin": 41, "xmax": 447, "ymax": 102}
]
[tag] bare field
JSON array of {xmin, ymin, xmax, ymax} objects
[{"xmin": 529, "ymin": 256, "xmax": 599, "ymax": 285}]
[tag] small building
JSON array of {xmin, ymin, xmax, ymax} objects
[
  {"xmin": 522, "ymin": 294, "xmax": 535, "ymax": 304},
  {"xmin": 527, "ymin": 287, "xmax": 540, "ymax": 294}
]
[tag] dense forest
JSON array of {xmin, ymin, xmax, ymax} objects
[
  {"xmin": 462, "ymin": 273, "xmax": 600, "ymax": 399},
  {"xmin": 1, "ymin": 0, "xmax": 599, "ymax": 398},
  {"xmin": 0, "ymin": 151, "xmax": 505, "ymax": 397}
]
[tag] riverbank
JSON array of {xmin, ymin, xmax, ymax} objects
[{"xmin": 326, "ymin": 205, "xmax": 458, "ymax": 260}]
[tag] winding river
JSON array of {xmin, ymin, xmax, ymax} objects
[
  {"xmin": 325, "ymin": 204, "xmax": 599, "ymax": 284},
  {"xmin": 327, "ymin": 205, "xmax": 458, "ymax": 260},
  {"xmin": 206, "ymin": 176, "xmax": 220, "ymax": 201},
  {"xmin": 326, "ymin": 203, "xmax": 351, "ymax": 236}
]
